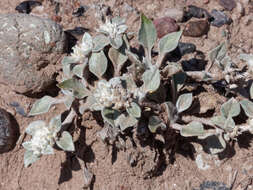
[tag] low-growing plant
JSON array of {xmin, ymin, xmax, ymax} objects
[{"xmin": 23, "ymin": 14, "xmax": 253, "ymax": 167}]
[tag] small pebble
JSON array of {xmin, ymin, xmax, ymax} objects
[
  {"xmin": 184, "ymin": 5, "xmax": 211, "ymax": 20},
  {"xmin": 210, "ymin": 9, "xmax": 232, "ymax": 27},
  {"xmin": 15, "ymin": 0, "xmax": 42, "ymax": 14},
  {"xmin": 178, "ymin": 42, "xmax": 196, "ymax": 55},
  {"xmin": 65, "ymin": 27, "xmax": 89, "ymax": 36},
  {"xmin": 153, "ymin": 17, "xmax": 179, "ymax": 38},
  {"xmin": 219, "ymin": 0, "xmax": 236, "ymax": 11},
  {"xmin": 183, "ymin": 19, "xmax": 209, "ymax": 37},
  {"xmin": 72, "ymin": 5, "xmax": 89, "ymax": 17},
  {"xmin": 0, "ymin": 108, "xmax": 16, "ymax": 153}
]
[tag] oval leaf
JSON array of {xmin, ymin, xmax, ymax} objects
[
  {"xmin": 240, "ymin": 100, "xmax": 253, "ymax": 118},
  {"xmin": 56, "ymin": 131, "xmax": 75, "ymax": 151},
  {"xmin": 176, "ymin": 93, "xmax": 193, "ymax": 113},
  {"xmin": 110, "ymin": 35, "xmax": 123, "ymax": 49},
  {"xmin": 108, "ymin": 47, "xmax": 128, "ymax": 70},
  {"xmin": 158, "ymin": 30, "xmax": 182, "ymax": 55},
  {"xmin": 180, "ymin": 121, "xmax": 205, "ymax": 137},
  {"xmin": 220, "ymin": 98, "xmax": 240, "ymax": 118},
  {"xmin": 141, "ymin": 65, "xmax": 160, "ymax": 93},
  {"xmin": 148, "ymin": 116, "xmax": 166, "ymax": 133},
  {"xmin": 73, "ymin": 63, "xmax": 87, "ymax": 78},
  {"xmin": 93, "ymin": 34, "xmax": 110, "ymax": 52},
  {"xmin": 89, "ymin": 51, "xmax": 108, "ymax": 78},
  {"xmin": 102, "ymin": 108, "xmax": 120, "ymax": 127},
  {"xmin": 24, "ymin": 150, "xmax": 40, "ymax": 167},
  {"xmin": 29, "ymin": 96, "xmax": 57, "ymax": 116},
  {"xmin": 115, "ymin": 113, "xmax": 138, "ymax": 131},
  {"xmin": 138, "ymin": 14, "xmax": 157, "ymax": 52},
  {"xmin": 126, "ymin": 102, "xmax": 141, "ymax": 118}
]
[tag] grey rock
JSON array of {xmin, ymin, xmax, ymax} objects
[
  {"xmin": 0, "ymin": 13, "xmax": 66, "ymax": 94},
  {"xmin": 219, "ymin": 0, "xmax": 236, "ymax": 11},
  {"xmin": 0, "ymin": 108, "xmax": 17, "ymax": 153},
  {"xmin": 211, "ymin": 9, "xmax": 232, "ymax": 27}
]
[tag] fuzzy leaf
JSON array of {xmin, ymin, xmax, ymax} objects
[
  {"xmin": 29, "ymin": 96, "xmax": 57, "ymax": 116},
  {"xmin": 163, "ymin": 101, "xmax": 177, "ymax": 123},
  {"xmin": 209, "ymin": 42, "xmax": 226, "ymax": 63},
  {"xmin": 250, "ymin": 83, "xmax": 253, "ymax": 99},
  {"xmin": 240, "ymin": 100, "xmax": 253, "ymax": 118},
  {"xmin": 141, "ymin": 65, "xmax": 160, "ymax": 93},
  {"xmin": 138, "ymin": 14, "xmax": 157, "ymax": 53},
  {"xmin": 49, "ymin": 115, "xmax": 62, "ymax": 133},
  {"xmin": 25, "ymin": 120, "xmax": 46, "ymax": 135},
  {"xmin": 180, "ymin": 121, "xmax": 205, "ymax": 137},
  {"xmin": 58, "ymin": 78, "xmax": 90, "ymax": 99},
  {"xmin": 126, "ymin": 102, "xmax": 141, "ymax": 118},
  {"xmin": 110, "ymin": 35, "xmax": 123, "ymax": 49},
  {"xmin": 42, "ymin": 145, "xmax": 54, "ymax": 155},
  {"xmin": 211, "ymin": 115, "xmax": 226, "ymax": 128},
  {"xmin": 205, "ymin": 134, "xmax": 226, "ymax": 154},
  {"xmin": 223, "ymin": 117, "xmax": 235, "ymax": 132},
  {"xmin": 108, "ymin": 47, "xmax": 128, "ymax": 70},
  {"xmin": 56, "ymin": 131, "xmax": 75, "ymax": 151},
  {"xmin": 158, "ymin": 31, "xmax": 182, "ymax": 55},
  {"xmin": 115, "ymin": 113, "xmax": 138, "ymax": 131},
  {"xmin": 62, "ymin": 56, "xmax": 77, "ymax": 65},
  {"xmin": 93, "ymin": 34, "xmax": 110, "ymax": 52},
  {"xmin": 102, "ymin": 108, "xmax": 120, "ymax": 127},
  {"xmin": 73, "ymin": 63, "xmax": 86, "ymax": 78},
  {"xmin": 148, "ymin": 116, "xmax": 166, "ymax": 133},
  {"xmin": 24, "ymin": 150, "xmax": 39, "ymax": 167},
  {"xmin": 79, "ymin": 96, "xmax": 102, "ymax": 114},
  {"xmin": 64, "ymin": 95, "xmax": 75, "ymax": 110},
  {"xmin": 176, "ymin": 93, "xmax": 193, "ymax": 113},
  {"xmin": 220, "ymin": 98, "xmax": 240, "ymax": 118},
  {"xmin": 89, "ymin": 51, "xmax": 108, "ymax": 78}
]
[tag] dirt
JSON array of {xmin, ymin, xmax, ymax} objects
[{"xmin": 0, "ymin": 0, "xmax": 253, "ymax": 190}]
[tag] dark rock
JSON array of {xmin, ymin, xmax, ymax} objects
[
  {"xmin": 184, "ymin": 5, "xmax": 211, "ymax": 21},
  {"xmin": 15, "ymin": 1, "xmax": 42, "ymax": 14},
  {"xmin": 153, "ymin": 17, "xmax": 179, "ymax": 38},
  {"xmin": 0, "ymin": 108, "xmax": 17, "ymax": 153},
  {"xmin": 178, "ymin": 42, "xmax": 196, "ymax": 56},
  {"xmin": 210, "ymin": 9, "xmax": 232, "ymax": 27},
  {"xmin": 0, "ymin": 14, "xmax": 66, "ymax": 94},
  {"xmin": 65, "ymin": 27, "xmax": 89, "ymax": 36},
  {"xmin": 183, "ymin": 19, "xmax": 209, "ymax": 37},
  {"xmin": 219, "ymin": 0, "xmax": 236, "ymax": 11},
  {"xmin": 72, "ymin": 6, "xmax": 89, "ymax": 17}
]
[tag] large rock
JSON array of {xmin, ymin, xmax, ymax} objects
[
  {"xmin": 0, "ymin": 13, "xmax": 66, "ymax": 94},
  {"xmin": 0, "ymin": 108, "xmax": 16, "ymax": 153}
]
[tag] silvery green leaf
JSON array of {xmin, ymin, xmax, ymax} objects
[
  {"xmin": 62, "ymin": 56, "xmax": 77, "ymax": 65},
  {"xmin": 73, "ymin": 63, "xmax": 86, "ymax": 78},
  {"xmin": 163, "ymin": 101, "xmax": 177, "ymax": 123},
  {"xmin": 180, "ymin": 121, "xmax": 205, "ymax": 137},
  {"xmin": 172, "ymin": 72, "xmax": 186, "ymax": 92},
  {"xmin": 126, "ymin": 102, "xmax": 141, "ymax": 118},
  {"xmin": 238, "ymin": 53, "xmax": 253, "ymax": 66},
  {"xmin": 250, "ymin": 83, "xmax": 253, "ymax": 99},
  {"xmin": 81, "ymin": 32, "xmax": 93, "ymax": 47},
  {"xmin": 108, "ymin": 47, "xmax": 128, "ymax": 70},
  {"xmin": 240, "ymin": 100, "xmax": 253, "ymax": 118},
  {"xmin": 102, "ymin": 108, "xmax": 120, "ymax": 127},
  {"xmin": 42, "ymin": 145, "xmax": 54, "ymax": 155},
  {"xmin": 49, "ymin": 115, "xmax": 61, "ymax": 133},
  {"xmin": 79, "ymin": 96, "xmax": 101, "ymax": 114},
  {"xmin": 143, "ymin": 57, "xmax": 153, "ymax": 68},
  {"xmin": 115, "ymin": 113, "xmax": 138, "ymax": 131},
  {"xmin": 89, "ymin": 51, "xmax": 108, "ymax": 78},
  {"xmin": 56, "ymin": 131, "xmax": 75, "ymax": 151},
  {"xmin": 138, "ymin": 14, "xmax": 157, "ymax": 53},
  {"xmin": 92, "ymin": 34, "xmax": 110, "ymax": 52},
  {"xmin": 148, "ymin": 116, "xmax": 166, "ymax": 133},
  {"xmin": 24, "ymin": 150, "xmax": 40, "ymax": 167},
  {"xmin": 220, "ymin": 98, "xmax": 240, "ymax": 118},
  {"xmin": 158, "ymin": 30, "xmax": 182, "ymax": 55},
  {"xmin": 29, "ymin": 96, "xmax": 57, "ymax": 116},
  {"xmin": 25, "ymin": 120, "xmax": 46, "ymax": 135},
  {"xmin": 64, "ymin": 95, "xmax": 75, "ymax": 110},
  {"xmin": 211, "ymin": 115, "xmax": 226, "ymax": 128},
  {"xmin": 58, "ymin": 78, "xmax": 90, "ymax": 99},
  {"xmin": 125, "ymin": 50, "xmax": 142, "ymax": 65},
  {"xmin": 205, "ymin": 134, "xmax": 226, "ymax": 154},
  {"xmin": 22, "ymin": 141, "xmax": 33, "ymax": 151},
  {"xmin": 176, "ymin": 93, "xmax": 193, "ymax": 113},
  {"xmin": 110, "ymin": 35, "xmax": 123, "ymax": 49},
  {"xmin": 223, "ymin": 117, "xmax": 235, "ymax": 132},
  {"xmin": 112, "ymin": 16, "xmax": 126, "ymax": 25},
  {"xmin": 141, "ymin": 65, "xmax": 160, "ymax": 93},
  {"xmin": 208, "ymin": 42, "xmax": 226, "ymax": 64}
]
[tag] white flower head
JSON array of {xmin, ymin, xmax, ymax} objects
[{"xmin": 98, "ymin": 17, "xmax": 127, "ymax": 39}]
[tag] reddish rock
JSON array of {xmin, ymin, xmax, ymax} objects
[
  {"xmin": 219, "ymin": 0, "xmax": 236, "ymax": 11},
  {"xmin": 153, "ymin": 17, "xmax": 179, "ymax": 38},
  {"xmin": 183, "ymin": 19, "xmax": 209, "ymax": 37}
]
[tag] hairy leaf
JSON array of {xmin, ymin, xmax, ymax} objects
[
  {"xmin": 49, "ymin": 115, "xmax": 62, "ymax": 134},
  {"xmin": 141, "ymin": 65, "xmax": 160, "ymax": 93},
  {"xmin": 115, "ymin": 113, "xmax": 138, "ymax": 131},
  {"xmin": 73, "ymin": 63, "xmax": 86, "ymax": 78},
  {"xmin": 148, "ymin": 116, "xmax": 166, "ymax": 133},
  {"xmin": 138, "ymin": 14, "xmax": 157, "ymax": 54},
  {"xmin": 180, "ymin": 121, "xmax": 205, "ymax": 137},
  {"xmin": 25, "ymin": 120, "xmax": 46, "ymax": 135},
  {"xmin": 159, "ymin": 30, "xmax": 182, "ymax": 55},
  {"xmin": 240, "ymin": 100, "xmax": 253, "ymax": 118},
  {"xmin": 89, "ymin": 51, "xmax": 108, "ymax": 78},
  {"xmin": 110, "ymin": 35, "xmax": 123, "ymax": 49},
  {"xmin": 56, "ymin": 131, "xmax": 75, "ymax": 151},
  {"xmin": 29, "ymin": 96, "xmax": 57, "ymax": 116},
  {"xmin": 220, "ymin": 98, "xmax": 240, "ymax": 118},
  {"xmin": 24, "ymin": 150, "xmax": 39, "ymax": 167},
  {"xmin": 93, "ymin": 34, "xmax": 110, "ymax": 52},
  {"xmin": 126, "ymin": 102, "xmax": 141, "ymax": 118},
  {"xmin": 108, "ymin": 47, "xmax": 128, "ymax": 70},
  {"xmin": 176, "ymin": 93, "xmax": 193, "ymax": 113},
  {"xmin": 102, "ymin": 108, "xmax": 120, "ymax": 127}
]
